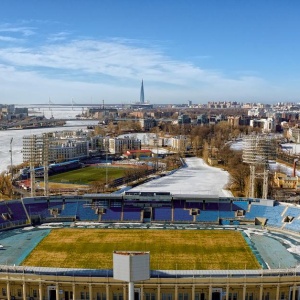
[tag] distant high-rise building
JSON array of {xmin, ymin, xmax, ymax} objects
[
  {"xmin": 131, "ymin": 80, "xmax": 152, "ymax": 108},
  {"xmin": 140, "ymin": 80, "xmax": 145, "ymax": 104}
]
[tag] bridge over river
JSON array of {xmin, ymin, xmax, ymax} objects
[{"xmin": 0, "ymin": 118, "xmax": 98, "ymax": 130}]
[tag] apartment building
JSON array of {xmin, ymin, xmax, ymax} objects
[
  {"xmin": 108, "ymin": 137, "xmax": 141, "ymax": 154},
  {"xmin": 171, "ymin": 135, "xmax": 191, "ymax": 152},
  {"xmin": 23, "ymin": 131, "xmax": 100, "ymax": 163}
]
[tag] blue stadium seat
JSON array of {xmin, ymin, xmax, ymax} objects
[
  {"xmin": 101, "ymin": 208, "xmax": 122, "ymax": 221},
  {"xmin": 60, "ymin": 202, "xmax": 78, "ymax": 216},
  {"xmin": 76, "ymin": 202, "xmax": 99, "ymax": 221},
  {"xmin": 123, "ymin": 207, "xmax": 142, "ymax": 221},
  {"xmin": 196, "ymin": 211, "xmax": 219, "ymax": 222},
  {"xmin": 232, "ymin": 201, "xmax": 248, "ymax": 211},
  {"xmin": 173, "ymin": 208, "xmax": 193, "ymax": 222},
  {"xmin": 244, "ymin": 205, "xmax": 266, "ymax": 219}
]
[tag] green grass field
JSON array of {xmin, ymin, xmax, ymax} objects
[
  {"xmin": 22, "ymin": 229, "xmax": 261, "ymax": 270},
  {"xmin": 49, "ymin": 166, "xmax": 125, "ymax": 184}
]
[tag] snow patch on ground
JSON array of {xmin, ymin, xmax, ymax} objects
[
  {"xmin": 288, "ymin": 246, "xmax": 300, "ymax": 255},
  {"xmin": 131, "ymin": 157, "xmax": 233, "ymax": 197}
]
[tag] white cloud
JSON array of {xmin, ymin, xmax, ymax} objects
[
  {"xmin": 0, "ymin": 27, "xmax": 292, "ymax": 103},
  {"xmin": 0, "ymin": 39, "xmax": 236, "ymax": 86},
  {"xmin": 47, "ymin": 31, "xmax": 71, "ymax": 42},
  {"xmin": 0, "ymin": 25, "xmax": 35, "ymax": 37},
  {"xmin": 0, "ymin": 36, "xmax": 24, "ymax": 42}
]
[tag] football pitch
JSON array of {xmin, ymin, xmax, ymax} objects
[
  {"xmin": 49, "ymin": 166, "xmax": 125, "ymax": 184},
  {"xmin": 22, "ymin": 229, "xmax": 261, "ymax": 270}
]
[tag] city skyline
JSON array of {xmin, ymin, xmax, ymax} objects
[{"xmin": 0, "ymin": 1, "xmax": 300, "ymax": 104}]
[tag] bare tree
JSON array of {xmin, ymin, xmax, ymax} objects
[
  {"xmin": 0, "ymin": 172, "xmax": 13, "ymax": 198},
  {"xmin": 90, "ymin": 179, "xmax": 106, "ymax": 193}
]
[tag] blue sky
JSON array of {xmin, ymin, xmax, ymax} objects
[{"xmin": 0, "ymin": 1, "xmax": 300, "ymax": 104}]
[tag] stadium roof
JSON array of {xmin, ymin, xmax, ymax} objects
[{"xmin": 2, "ymin": 265, "xmax": 299, "ymax": 278}]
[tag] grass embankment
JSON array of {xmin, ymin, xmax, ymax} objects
[
  {"xmin": 49, "ymin": 166, "xmax": 125, "ymax": 185},
  {"xmin": 22, "ymin": 229, "xmax": 260, "ymax": 270}
]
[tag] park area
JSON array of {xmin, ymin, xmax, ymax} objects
[{"xmin": 22, "ymin": 229, "xmax": 260, "ymax": 270}]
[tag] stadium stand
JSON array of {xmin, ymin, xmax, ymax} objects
[
  {"xmin": 0, "ymin": 204, "xmax": 13, "ymax": 224},
  {"xmin": 60, "ymin": 201, "xmax": 78, "ymax": 217},
  {"xmin": 0, "ymin": 201, "xmax": 27, "ymax": 225},
  {"xmin": 284, "ymin": 206, "xmax": 300, "ymax": 218},
  {"xmin": 0, "ymin": 194, "xmax": 299, "ymax": 235},
  {"xmin": 205, "ymin": 202, "xmax": 219, "ymax": 210},
  {"xmin": 263, "ymin": 205, "xmax": 286, "ymax": 228},
  {"xmin": 232, "ymin": 200, "xmax": 249, "ymax": 211},
  {"xmin": 25, "ymin": 202, "xmax": 49, "ymax": 218},
  {"xmin": 218, "ymin": 210, "xmax": 235, "ymax": 218},
  {"xmin": 219, "ymin": 202, "xmax": 231, "ymax": 211},
  {"xmin": 76, "ymin": 202, "xmax": 99, "ymax": 221},
  {"xmin": 153, "ymin": 206, "xmax": 172, "ymax": 221},
  {"xmin": 185, "ymin": 202, "xmax": 203, "ymax": 209},
  {"xmin": 123, "ymin": 207, "xmax": 142, "ymax": 221},
  {"xmin": 196, "ymin": 210, "xmax": 219, "ymax": 222},
  {"xmin": 101, "ymin": 207, "xmax": 122, "ymax": 221},
  {"xmin": 244, "ymin": 204, "xmax": 267, "ymax": 219},
  {"xmin": 5, "ymin": 201, "xmax": 28, "ymax": 221},
  {"xmin": 285, "ymin": 218, "xmax": 300, "ymax": 231},
  {"xmin": 173, "ymin": 202, "xmax": 193, "ymax": 222}
]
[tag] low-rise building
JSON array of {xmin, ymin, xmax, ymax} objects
[
  {"xmin": 108, "ymin": 137, "xmax": 141, "ymax": 154},
  {"xmin": 274, "ymin": 172, "xmax": 300, "ymax": 189},
  {"xmin": 250, "ymin": 117, "xmax": 274, "ymax": 132},
  {"xmin": 86, "ymin": 108, "xmax": 118, "ymax": 122},
  {"xmin": 171, "ymin": 135, "xmax": 191, "ymax": 152},
  {"xmin": 227, "ymin": 116, "xmax": 240, "ymax": 127},
  {"xmin": 197, "ymin": 114, "xmax": 209, "ymax": 125},
  {"xmin": 0, "ymin": 104, "xmax": 28, "ymax": 120},
  {"xmin": 178, "ymin": 114, "xmax": 191, "ymax": 124},
  {"xmin": 288, "ymin": 126, "xmax": 300, "ymax": 143},
  {"xmin": 49, "ymin": 140, "xmax": 89, "ymax": 161},
  {"xmin": 123, "ymin": 149, "xmax": 152, "ymax": 159},
  {"xmin": 139, "ymin": 118, "xmax": 157, "ymax": 131}
]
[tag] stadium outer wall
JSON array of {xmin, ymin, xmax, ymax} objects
[{"xmin": 0, "ymin": 266, "xmax": 299, "ymax": 300}]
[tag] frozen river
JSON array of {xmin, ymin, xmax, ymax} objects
[
  {"xmin": 131, "ymin": 157, "xmax": 233, "ymax": 197},
  {"xmin": 0, "ymin": 106, "xmax": 97, "ymax": 173}
]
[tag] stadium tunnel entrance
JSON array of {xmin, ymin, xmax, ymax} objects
[
  {"xmin": 48, "ymin": 286, "xmax": 56, "ymax": 300},
  {"xmin": 211, "ymin": 288, "xmax": 222, "ymax": 300},
  {"xmin": 135, "ymin": 288, "xmax": 140, "ymax": 300},
  {"xmin": 48, "ymin": 285, "xmax": 73, "ymax": 300}
]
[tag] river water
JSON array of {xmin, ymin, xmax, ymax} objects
[{"xmin": 0, "ymin": 106, "xmax": 98, "ymax": 173}]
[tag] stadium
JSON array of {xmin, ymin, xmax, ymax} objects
[{"xmin": 0, "ymin": 191, "xmax": 299, "ymax": 300}]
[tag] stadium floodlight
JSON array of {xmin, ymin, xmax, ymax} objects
[{"xmin": 113, "ymin": 251, "xmax": 150, "ymax": 300}]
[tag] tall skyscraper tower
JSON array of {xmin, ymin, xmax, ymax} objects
[{"xmin": 140, "ymin": 80, "xmax": 145, "ymax": 104}]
